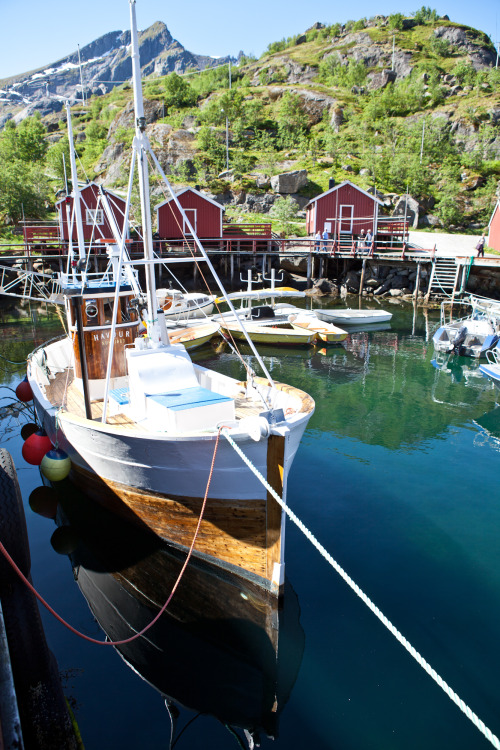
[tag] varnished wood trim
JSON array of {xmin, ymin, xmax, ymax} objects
[
  {"xmin": 71, "ymin": 465, "xmax": 277, "ymax": 586},
  {"xmin": 266, "ymin": 434, "xmax": 285, "ymax": 580}
]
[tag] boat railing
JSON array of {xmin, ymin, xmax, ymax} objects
[{"xmin": 485, "ymin": 347, "xmax": 500, "ymax": 366}]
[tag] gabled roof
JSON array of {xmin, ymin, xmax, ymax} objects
[
  {"xmin": 55, "ymin": 182, "xmax": 126, "ymax": 208},
  {"xmin": 155, "ymin": 186, "xmax": 224, "ymax": 213},
  {"xmin": 305, "ymin": 180, "xmax": 384, "ymax": 209}
]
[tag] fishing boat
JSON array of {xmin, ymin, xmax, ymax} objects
[
  {"xmin": 314, "ymin": 308, "xmax": 393, "ymax": 327},
  {"xmin": 49, "ymin": 485, "xmax": 304, "ymax": 746},
  {"xmin": 288, "ymin": 313, "xmax": 348, "ymax": 344},
  {"xmin": 220, "ymin": 320, "xmax": 316, "ymax": 346},
  {"xmin": 156, "ymin": 287, "xmax": 215, "ymax": 320},
  {"xmin": 25, "ymin": 1, "xmax": 314, "ymax": 598}
]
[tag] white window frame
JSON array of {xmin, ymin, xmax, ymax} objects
[
  {"xmin": 85, "ymin": 208, "xmax": 104, "ymax": 226},
  {"xmin": 339, "ymin": 204, "xmax": 354, "ymax": 233},
  {"xmin": 183, "ymin": 209, "xmax": 197, "ymax": 235}
]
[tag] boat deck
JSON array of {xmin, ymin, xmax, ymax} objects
[{"xmin": 43, "ymin": 369, "xmax": 263, "ymax": 430}]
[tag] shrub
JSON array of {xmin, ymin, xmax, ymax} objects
[
  {"xmin": 388, "ymin": 13, "xmax": 404, "ymax": 30},
  {"xmin": 413, "ymin": 6, "xmax": 439, "ymax": 24}
]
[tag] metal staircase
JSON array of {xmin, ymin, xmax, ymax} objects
[{"xmin": 427, "ymin": 256, "xmax": 460, "ymax": 299}]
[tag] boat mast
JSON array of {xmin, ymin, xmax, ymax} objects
[
  {"xmin": 65, "ymin": 101, "xmax": 86, "ymax": 265},
  {"xmin": 129, "ymin": 0, "xmax": 160, "ymax": 343}
]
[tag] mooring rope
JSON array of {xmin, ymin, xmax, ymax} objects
[
  {"xmin": 0, "ymin": 429, "xmax": 223, "ymax": 646},
  {"xmin": 222, "ymin": 429, "xmax": 500, "ymax": 750}
]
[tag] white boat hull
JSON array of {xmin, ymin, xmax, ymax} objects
[{"xmin": 314, "ymin": 309, "xmax": 393, "ymax": 326}]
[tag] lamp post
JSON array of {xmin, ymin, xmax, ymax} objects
[{"xmin": 221, "ymin": 108, "xmax": 229, "ymax": 171}]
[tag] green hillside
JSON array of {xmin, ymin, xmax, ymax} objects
[{"xmin": 1, "ymin": 7, "xmax": 499, "ymax": 236}]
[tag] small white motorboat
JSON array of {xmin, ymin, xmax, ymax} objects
[
  {"xmin": 314, "ymin": 308, "xmax": 393, "ymax": 327},
  {"xmin": 157, "ymin": 288, "xmax": 216, "ymax": 320}
]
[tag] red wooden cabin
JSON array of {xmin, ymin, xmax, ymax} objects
[
  {"xmin": 56, "ymin": 184, "xmax": 128, "ymax": 243},
  {"xmin": 156, "ymin": 187, "xmax": 224, "ymax": 240},
  {"xmin": 487, "ymin": 199, "xmax": 500, "ymax": 253},
  {"xmin": 306, "ymin": 181, "xmax": 383, "ymax": 241}
]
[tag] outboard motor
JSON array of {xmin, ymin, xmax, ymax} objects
[{"xmin": 251, "ymin": 306, "xmax": 274, "ymax": 320}]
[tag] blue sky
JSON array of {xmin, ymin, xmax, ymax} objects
[{"xmin": 0, "ymin": 0, "xmax": 498, "ymax": 79}]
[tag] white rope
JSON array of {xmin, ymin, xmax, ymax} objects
[{"xmin": 222, "ymin": 429, "xmax": 500, "ymax": 750}]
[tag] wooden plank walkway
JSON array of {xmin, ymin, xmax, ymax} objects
[{"xmin": 43, "ymin": 370, "xmax": 262, "ymax": 431}]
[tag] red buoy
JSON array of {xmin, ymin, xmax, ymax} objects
[
  {"xmin": 21, "ymin": 430, "xmax": 53, "ymax": 466},
  {"xmin": 16, "ymin": 377, "xmax": 33, "ymax": 403}
]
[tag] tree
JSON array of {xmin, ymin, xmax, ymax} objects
[
  {"xmin": 0, "ymin": 160, "xmax": 50, "ymax": 223},
  {"xmin": 270, "ymin": 197, "xmax": 299, "ymax": 235},
  {"xmin": 276, "ymin": 93, "xmax": 308, "ymax": 148},
  {"xmin": 0, "ymin": 114, "xmax": 48, "ymax": 163},
  {"xmin": 163, "ymin": 72, "xmax": 197, "ymax": 109}
]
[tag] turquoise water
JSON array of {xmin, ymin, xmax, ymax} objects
[{"xmin": 1, "ymin": 301, "xmax": 500, "ymax": 749}]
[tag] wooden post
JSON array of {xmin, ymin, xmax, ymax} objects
[
  {"xmin": 230, "ymin": 253, "xmax": 234, "ymax": 286},
  {"xmin": 425, "ymin": 259, "xmax": 436, "ymax": 304},
  {"xmin": 359, "ymin": 258, "xmax": 366, "ymax": 297},
  {"xmin": 307, "ymin": 254, "xmax": 312, "ymax": 289},
  {"xmin": 414, "ymin": 262, "xmax": 421, "ymax": 301}
]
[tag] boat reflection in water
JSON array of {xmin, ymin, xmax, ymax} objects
[{"xmin": 50, "ymin": 484, "xmax": 304, "ymax": 748}]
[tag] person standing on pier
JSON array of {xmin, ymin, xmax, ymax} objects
[
  {"xmin": 315, "ymin": 231, "xmax": 321, "ymax": 253},
  {"xmin": 476, "ymin": 236, "xmax": 485, "ymax": 257},
  {"xmin": 322, "ymin": 227, "xmax": 329, "ymax": 252}
]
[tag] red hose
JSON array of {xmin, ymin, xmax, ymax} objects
[{"xmin": 0, "ymin": 429, "xmax": 222, "ymax": 646}]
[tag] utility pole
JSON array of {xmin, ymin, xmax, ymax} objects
[
  {"xmin": 420, "ymin": 119, "xmax": 425, "ymax": 164},
  {"xmin": 77, "ymin": 45, "xmax": 85, "ymax": 107}
]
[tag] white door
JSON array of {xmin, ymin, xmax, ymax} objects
[{"xmin": 339, "ymin": 205, "xmax": 354, "ymax": 233}]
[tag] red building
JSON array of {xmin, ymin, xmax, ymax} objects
[
  {"xmin": 156, "ymin": 187, "xmax": 224, "ymax": 240},
  {"xmin": 487, "ymin": 199, "xmax": 500, "ymax": 253},
  {"xmin": 306, "ymin": 180, "xmax": 383, "ymax": 240},
  {"xmin": 56, "ymin": 183, "xmax": 128, "ymax": 243}
]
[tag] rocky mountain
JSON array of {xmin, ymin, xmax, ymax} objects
[{"xmin": 0, "ymin": 22, "xmax": 235, "ymax": 125}]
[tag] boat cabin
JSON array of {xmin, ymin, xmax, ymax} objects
[{"xmin": 63, "ymin": 278, "xmax": 140, "ymax": 400}]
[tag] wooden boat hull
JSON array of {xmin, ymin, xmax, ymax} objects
[
  {"xmin": 168, "ymin": 322, "xmax": 220, "ymax": 350},
  {"xmin": 289, "ymin": 315, "xmax": 347, "ymax": 344},
  {"xmin": 220, "ymin": 322, "xmax": 315, "ymax": 346}
]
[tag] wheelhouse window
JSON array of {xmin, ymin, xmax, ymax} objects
[{"xmin": 86, "ymin": 209, "xmax": 104, "ymax": 226}]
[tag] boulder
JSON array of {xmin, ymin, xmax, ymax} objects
[
  {"xmin": 392, "ymin": 194, "xmax": 419, "ymax": 229},
  {"xmin": 271, "ymin": 170, "xmax": 308, "ymax": 194},
  {"xmin": 313, "ymin": 278, "xmax": 338, "ymax": 296},
  {"xmin": 368, "ymin": 70, "xmax": 396, "ymax": 91},
  {"xmin": 344, "ymin": 271, "xmax": 360, "ymax": 293},
  {"xmin": 329, "ymin": 106, "xmax": 344, "ymax": 132}
]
